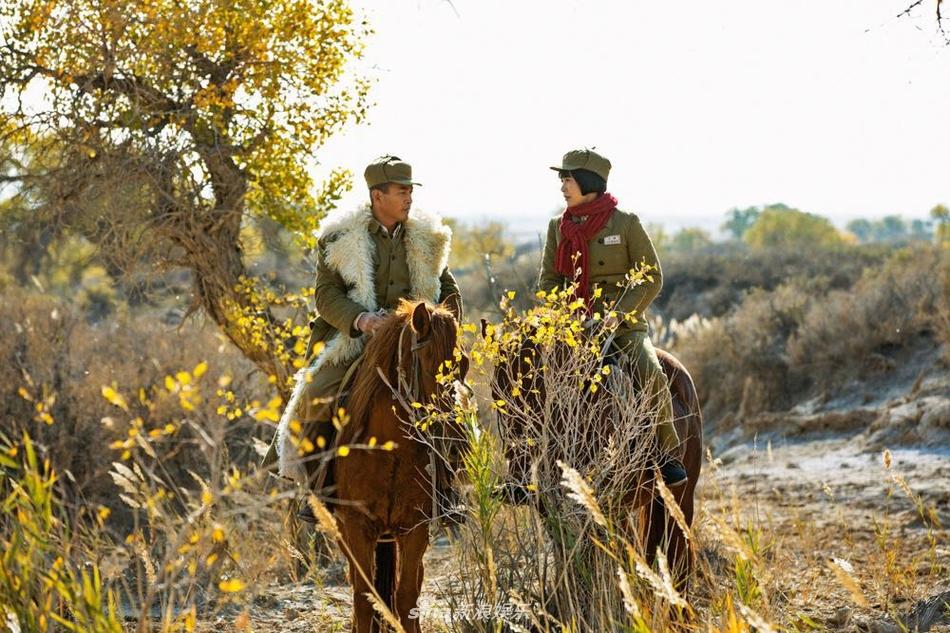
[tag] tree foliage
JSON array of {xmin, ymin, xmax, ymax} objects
[
  {"xmin": 721, "ymin": 206, "xmax": 760, "ymax": 240},
  {"xmin": 743, "ymin": 205, "xmax": 846, "ymax": 251},
  {"xmin": 846, "ymin": 215, "xmax": 933, "ymax": 244},
  {"xmin": 0, "ymin": 0, "xmax": 371, "ymax": 391},
  {"xmin": 445, "ymin": 219, "xmax": 514, "ymax": 270},
  {"xmin": 669, "ymin": 227, "xmax": 712, "ymax": 254},
  {"xmin": 932, "ymin": 203, "xmax": 950, "ymax": 245}
]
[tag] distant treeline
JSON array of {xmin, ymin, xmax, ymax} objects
[{"xmin": 446, "ymin": 202, "xmax": 950, "ymax": 265}]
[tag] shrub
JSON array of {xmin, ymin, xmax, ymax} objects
[
  {"xmin": 0, "ymin": 285, "xmax": 271, "ymax": 519},
  {"xmin": 787, "ymin": 247, "xmax": 946, "ymax": 381},
  {"xmin": 673, "ymin": 246, "xmax": 946, "ymax": 424}
]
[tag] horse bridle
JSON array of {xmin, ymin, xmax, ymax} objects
[
  {"xmin": 396, "ymin": 321, "xmax": 447, "ymax": 532},
  {"xmin": 371, "ymin": 319, "xmax": 433, "ymax": 412},
  {"xmin": 396, "ymin": 322, "xmax": 432, "ymax": 406}
]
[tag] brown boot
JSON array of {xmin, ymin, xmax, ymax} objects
[{"xmin": 659, "ymin": 457, "xmax": 688, "ymax": 488}]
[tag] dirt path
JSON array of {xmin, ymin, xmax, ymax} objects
[{"xmin": 703, "ymin": 437, "xmax": 950, "ymax": 631}]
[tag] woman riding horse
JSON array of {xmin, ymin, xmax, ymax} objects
[{"xmin": 540, "ymin": 148, "xmax": 688, "ymax": 487}]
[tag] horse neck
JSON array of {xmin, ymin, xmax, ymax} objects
[{"xmin": 346, "ymin": 321, "xmax": 441, "ymax": 441}]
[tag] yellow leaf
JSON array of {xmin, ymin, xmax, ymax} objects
[
  {"xmin": 101, "ymin": 386, "xmax": 129, "ymax": 411},
  {"xmin": 164, "ymin": 375, "xmax": 176, "ymax": 391},
  {"xmin": 337, "ymin": 446, "xmax": 350, "ymax": 457},
  {"xmin": 193, "ymin": 362, "xmax": 208, "ymax": 378},
  {"xmin": 212, "ymin": 526, "xmax": 225, "ymax": 543},
  {"xmin": 253, "ymin": 408, "xmax": 279, "ymax": 422},
  {"xmin": 219, "ymin": 578, "xmax": 246, "ymax": 593}
]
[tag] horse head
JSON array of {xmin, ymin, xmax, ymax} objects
[{"xmin": 403, "ymin": 298, "xmax": 469, "ymax": 406}]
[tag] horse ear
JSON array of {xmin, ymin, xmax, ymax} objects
[
  {"xmin": 441, "ymin": 293, "xmax": 462, "ymax": 321},
  {"xmin": 479, "ymin": 318, "xmax": 489, "ymax": 339},
  {"xmin": 411, "ymin": 301, "xmax": 432, "ymax": 338}
]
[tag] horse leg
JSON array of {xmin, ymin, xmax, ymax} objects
[
  {"xmin": 393, "ymin": 525, "xmax": 429, "ymax": 633},
  {"xmin": 338, "ymin": 517, "xmax": 378, "ymax": 633},
  {"xmin": 643, "ymin": 483, "xmax": 695, "ymax": 592},
  {"xmin": 667, "ymin": 481, "xmax": 696, "ymax": 591}
]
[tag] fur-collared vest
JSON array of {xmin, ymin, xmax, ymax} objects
[{"xmin": 276, "ymin": 206, "xmax": 453, "ymax": 480}]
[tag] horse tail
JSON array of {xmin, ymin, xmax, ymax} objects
[{"xmin": 374, "ymin": 540, "xmax": 396, "ymax": 612}]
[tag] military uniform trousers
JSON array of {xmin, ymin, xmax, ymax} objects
[
  {"xmin": 609, "ymin": 330, "xmax": 680, "ymax": 455},
  {"xmin": 262, "ymin": 355, "xmax": 356, "ymax": 479},
  {"xmin": 295, "ymin": 356, "xmax": 358, "ymax": 479}
]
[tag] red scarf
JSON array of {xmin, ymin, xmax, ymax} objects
[{"xmin": 555, "ymin": 193, "xmax": 618, "ymax": 306}]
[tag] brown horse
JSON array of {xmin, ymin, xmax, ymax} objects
[
  {"xmin": 330, "ymin": 299, "xmax": 466, "ymax": 633},
  {"xmin": 491, "ymin": 327, "xmax": 703, "ymax": 586}
]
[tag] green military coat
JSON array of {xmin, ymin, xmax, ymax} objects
[
  {"xmin": 305, "ymin": 214, "xmax": 461, "ymax": 360},
  {"xmin": 539, "ymin": 208, "xmax": 661, "ymax": 334}
]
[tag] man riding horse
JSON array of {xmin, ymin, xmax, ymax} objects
[
  {"xmin": 274, "ymin": 155, "xmax": 464, "ymax": 523},
  {"xmin": 539, "ymin": 148, "xmax": 688, "ymax": 488}
]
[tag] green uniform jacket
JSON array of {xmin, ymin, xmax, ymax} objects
[
  {"xmin": 539, "ymin": 209, "xmax": 661, "ymax": 334},
  {"xmin": 306, "ymin": 221, "xmax": 462, "ymax": 358}
]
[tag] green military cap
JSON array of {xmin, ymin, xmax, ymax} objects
[
  {"xmin": 364, "ymin": 155, "xmax": 422, "ymax": 188},
  {"xmin": 550, "ymin": 148, "xmax": 611, "ymax": 182}
]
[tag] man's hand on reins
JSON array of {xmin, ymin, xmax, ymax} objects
[{"xmin": 356, "ymin": 310, "xmax": 387, "ymax": 334}]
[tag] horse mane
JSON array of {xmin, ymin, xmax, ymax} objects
[{"xmin": 342, "ymin": 299, "xmax": 457, "ymax": 441}]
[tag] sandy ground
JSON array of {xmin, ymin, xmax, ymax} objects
[{"xmin": 703, "ymin": 437, "xmax": 949, "ymax": 632}]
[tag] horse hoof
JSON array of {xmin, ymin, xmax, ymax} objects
[{"xmin": 659, "ymin": 459, "xmax": 689, "ymax": 488}]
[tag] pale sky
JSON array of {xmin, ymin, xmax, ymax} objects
[{"xmin": 315, "ymin": 0, "xmax": 950, "ymax": 237}]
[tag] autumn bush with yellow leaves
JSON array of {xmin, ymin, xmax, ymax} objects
[
  {"xmin": 0, "ymin": 281, "xmax": 307, "ymax": 630},
  {"xmin": 1, "ymin": 353, "xmax": 304, "ymax": 631}
]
